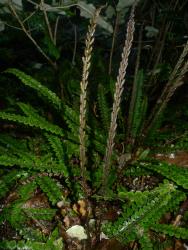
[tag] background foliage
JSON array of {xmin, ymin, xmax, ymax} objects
[{"xmin": 0, "ymin": 0, "xmax": 188, "ymax": 249}]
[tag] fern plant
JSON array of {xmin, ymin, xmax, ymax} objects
[
  {"xmin": 103, "ymin": 181, "xmax": 187, "ymax": 246},
  {"xmin": 1, "ymin": 3, "xmax": 188, "ymax": 250}
]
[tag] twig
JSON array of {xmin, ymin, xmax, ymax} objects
[
  {"xmin": 22, "ymin": 9, "xmax": 37, "ymax": 23},
  {"xmin": 8, "ymin": 0, "xmax": 57, "ymax": 69},
  {"xmin": 4, "ymin": 22, "xmax": 22, "ymax": 30},
  {"xmin": 40, "ymin": 0, "xmax": 54, "ymax": 43},
  {"xmin": 26, "ymin": 0, "xmax": 94, "ymax": 16},
  {"xmin": 54, "ymin": 15, "xmax": 60, "ymax": 45}
]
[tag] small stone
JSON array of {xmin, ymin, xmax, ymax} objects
[
  {"xmin": 66, "ymin": 225, "xmax": 87, "ymax": 240},
  {"xmin": 57, "ymin": 201, "xmax": 64, "ymax": 208}
]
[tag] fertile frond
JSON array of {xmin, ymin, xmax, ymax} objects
[
  {"xmin": 0, "ymin": 111, "xmax": 64, "ymax": 136},
  {"xmin": 102, "ymin": 6, "xmax": 135, "ymax": 193},
  {"xmin": 79, "ymin": 7, "xmax": 102, "ymax": 187},
  {"xmin": 36, "ymin": 176, "xmax": 62, "ymax": 205},
  {"xmin": 144, "ymin": 41, "xmax": 188, "ymax": 136},
  {"xmin": 5, "ymin": 68, "xmax": 62, "ymax": 109}
]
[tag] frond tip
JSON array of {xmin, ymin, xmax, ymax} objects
[
  {"xmin": 5, "ymin": 68, "xmax": 62, "ymax": 109},
  {"xmin": 0, "ymin": 111, "xmax": 64, "ymax": 136}
]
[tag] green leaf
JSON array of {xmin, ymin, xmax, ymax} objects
[
  {"xmin": 36, "ymin": 176, "xmax": 62, "ymax": 205},
  {"xmin": 0, "ymin": 112, "xmax": 64, "ymax": 136},
  {"xmin": 4, "ymin": 68, "xmax": 61, "ymax": 109},
  {"xmin": 43, "ymin": 36, "xmax": 61, "ymax": 60}
]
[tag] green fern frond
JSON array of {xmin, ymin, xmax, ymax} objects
[
  {"xmin": 63, "ymin": 105, "xmax": 106, "ymax": 155},
  {"xmin": 36, "ymin": 176, "xmax": 62, "ymax": 205},
  {"xmin": 144, "ymin": 111, "xmax": 164, "ymax": 141},
  {"xmin": 142, "ymin": 161, "xmax": 188, "ymax": 189},
  {"xmin": 139, "ymin": 232, "xmax": 154, "ymax": 250},
  {"xmin": 91, "ymin": 139, "xmax": 106, "ymax": 155},
  {"xmin": 152, "ymin": 223, "xmax": 188, "ymax": 240},
  {"xmin": 64, "ymin": 104, "xmax": 79, "ymax": 125},
  {"xmin": 45, "ymin": 133, "xmax": 68, "ymax": 177},
  {"xmin": 63, "ymin": 105, "xmax": 108, "ymax": 156},
  {"xmin": 0, "ymin": 182, "xmax": 35, "ymax": 226},
  {"xmin": 92, "ymin": 128, "xmax": 108, "ymax": 155},
  {"xmin": 0, "ymin": 134, "xmax": 36, "ymax": 160},
  {"xmin": 103, "ymin": 181, "xmax": 186, "ymax": 244},
  {"xmin": 0, "ymin": 239, "xmax": 63, "ymax": 250},
  {"xmin": 0, "ymin": 182, "xmax": 57, "ymax": 236},
  {"xmin": 17, "ymin": 102, "xmax": 42, "ymax": 118},
  {"xmin": 5, "ymin": 68, "xmax": 62, "ymax": 109},
  {"xmin": 24, "ymin": 208, "xmax": 57, "ymax": 221},
  {"xmin": 0, "ymin": 134, "xmax": 28, "ymax": 152},
  {"xmin": 1, "ymin": 182, "xmax": 38, "ymax": 229},
  {"xmin": 19, "ymin": 227, "xmax": 46, "ymax": 242},
  {"xmin": 63, "ymin": 105, "xmax": 106, "ymax": 159},
  {"xmin": 64, "ymin": 139, "xmax": 79, "ymax": 157},
  {"xmin": 0, "ymin": 154, "xmax": 65, "ymax": 174},
  {"xmin": 0, "ymin": 154, "xmax": 32, "ymax": 168},
  {"xmin": 17, "ymin": 180, "xmax": 37, "ymax": 200},
  {"xmin": 0, "ymin": 227, "xmax": 63, "ymax": 249},
  {"xmin": 128, "ymin": 69, "xmax": 146, "ymax": 140},
  {"xmin": 63, "ymin": 105, "xmax": 79, "ymax": 141},
  {"xmin": 45, "ymin": 227, "xmax": 64, "ymax": 250},
  {"xmin": 0, "ymin": 170, "xmax": 23, "ymax": 198},
  {"xmin": 0, "ymin": 240, "xmax": 44, "ymax": 250},
  {"xmin": 124, "ymin": 165, "xmax": 152, "ymax": 177},
  {"xmin": 97, "ymin": 84, "xmax": 110, "ymax": 132},
  {"xmin": 45, "ymin": 134, "xmax": 64, "ymax": 162},
  {"xmin": 0, "ymin": 112, "xmax": 64, "ymax": 136}
]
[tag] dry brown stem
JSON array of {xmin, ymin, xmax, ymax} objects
[{"xmin": 40, "ymin": 0, "xmax": 54, "ymax": 43}]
